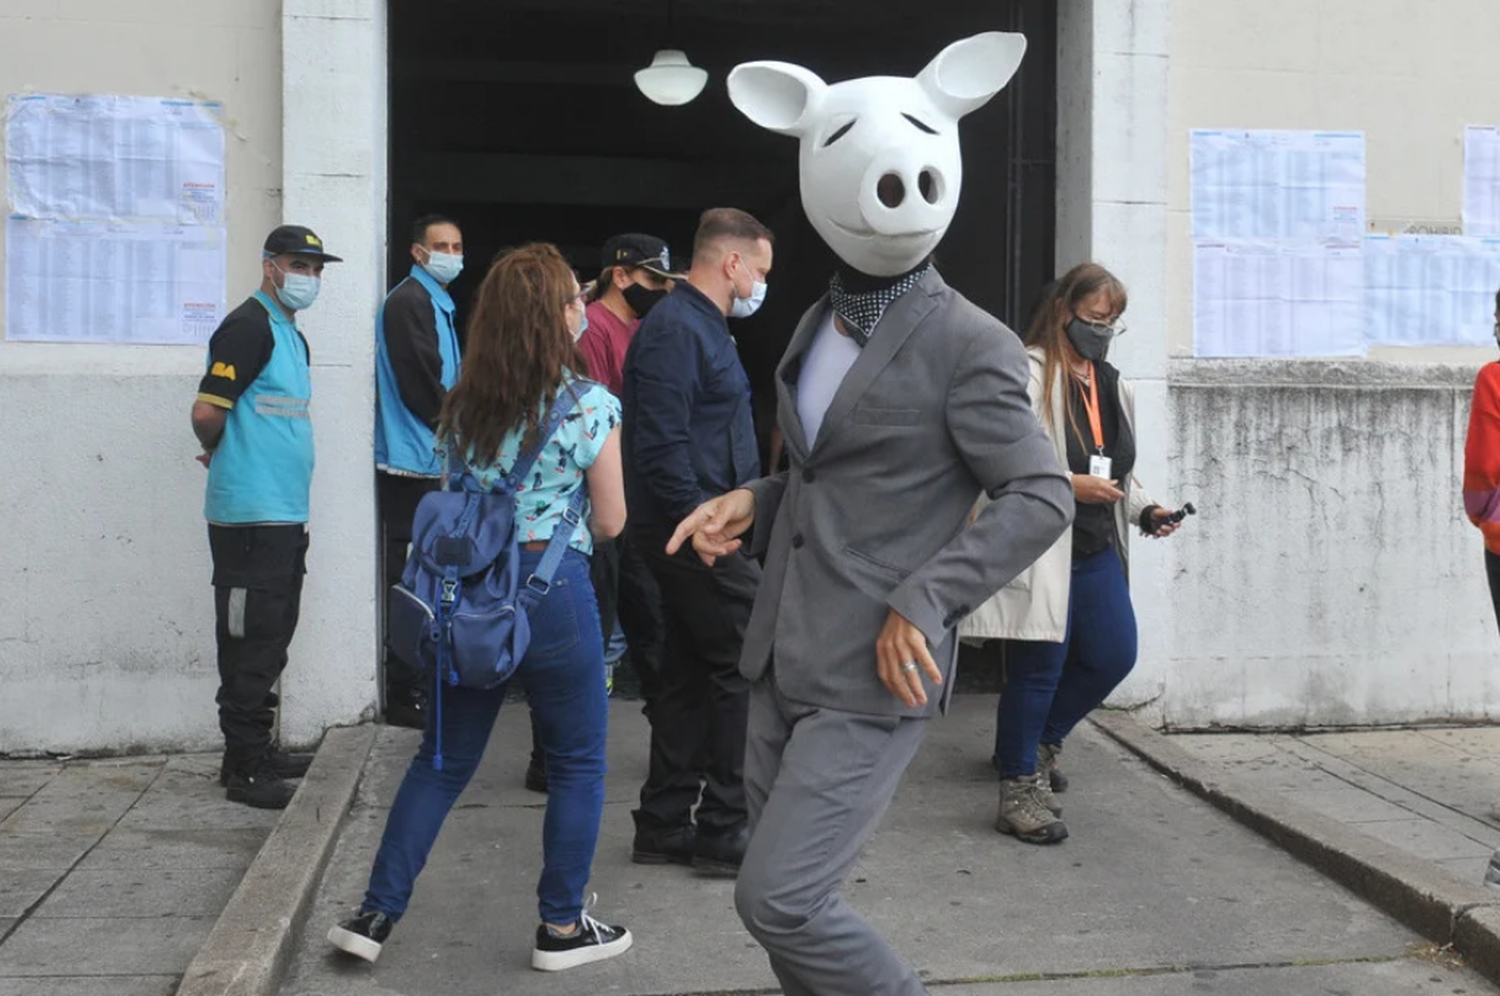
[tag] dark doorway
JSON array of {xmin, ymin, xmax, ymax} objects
[{"xmin": 388, "ymin": 0, "xmax": 1057, "ymax": 426}]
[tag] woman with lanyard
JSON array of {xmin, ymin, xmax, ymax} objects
[
  {"xmin": 328, "ymin": 244, "xmax": 634, "ymax": 970},
  {"xmin": 962, "ymin": 263, "xmax": 1183, "ymax": 845}
]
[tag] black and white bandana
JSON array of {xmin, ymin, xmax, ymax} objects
[{"xmin": 828, "ymin": 262, "xmax": 931, "ymax": 348}]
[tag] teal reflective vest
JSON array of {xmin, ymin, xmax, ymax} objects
[{"xmin": 204, "ymin": 291, "xmax": 315, "ymax": 524}]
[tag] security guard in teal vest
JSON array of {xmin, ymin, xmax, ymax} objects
[
  {"xmin": 374, "ymin": 214, "xmax": 465, "ymax": 728},
  {"xmin": 191, "ymin": 224, "xmax": 342, "ymax": 809}
]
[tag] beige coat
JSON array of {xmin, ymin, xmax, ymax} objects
[{"xmin": 960, "ymin": 348, "xmax": 1155, "ymax": 643}]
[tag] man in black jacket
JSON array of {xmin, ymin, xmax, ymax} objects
[
  {"xmin": 374, "ymin": 214, "xmax": 464, "ymax": 728},
  {"xmin": 621, "ymin": 207, "xmax": 773, "ymax": 875}
]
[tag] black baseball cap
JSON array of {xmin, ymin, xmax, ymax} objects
[
  {"xmin": 262, "ymin": 224, "xmax": 342, "ymax": 262},
  {"xmin": 602, "ymin": 233, "xmax": 683, "ymax": 279}
]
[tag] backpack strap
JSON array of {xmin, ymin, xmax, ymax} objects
[
  {"xmin": 518, "ymin": 484, "xmax": 589, "ymax": 610},
  {"xmin": 505, "ymin": 384, "xmax": 582, "ymax": 491}
]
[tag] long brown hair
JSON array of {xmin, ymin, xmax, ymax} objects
[
  {"xmin": 1025, "ymin": 262, "xmax": 1129, "ymax": 450},
  {"xmin": 438, "ymin": 243, "xmax": 584, "ymax": 466}
]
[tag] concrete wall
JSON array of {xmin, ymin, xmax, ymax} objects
[
  {"xmin": 0, "ymin": 1, "xmax": 285, "ymax": 753},
  {"xmin": 1135, "ymin": 0, "xmax": 1500, "ymax": 727},
  {"xmin": 0, "ymin": 1, "xmax": 385, "ymax": 753}
]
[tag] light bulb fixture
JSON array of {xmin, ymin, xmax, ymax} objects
[{"xmin": 634, "ymin": 49, "xmax": 708, "ymax": 106}]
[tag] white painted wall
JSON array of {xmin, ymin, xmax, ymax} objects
[
  {"xmin": 0, "ymin": 1, "xmax": 285, "ymax": 753},
  {"xmin": 1142, "ymin": 0, "xmax": 1500, "ymax": 727},
  {"xmin": 0, "ymin": 0, "xmax": 385, "ymax": 754}
]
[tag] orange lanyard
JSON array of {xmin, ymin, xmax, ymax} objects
[{"xmin": 1078, "ymin": 366, "xmax": 1104, "ymax": 453}]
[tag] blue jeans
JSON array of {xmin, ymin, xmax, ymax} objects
[
  {"xmin": 993, "ymin": 545, "xmax": 1138, "ymax": 779},
  {"xmin": 363, "ymin": 549, "xmax": 608, "ymax": 925}
]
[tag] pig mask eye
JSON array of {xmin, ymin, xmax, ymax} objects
[
  {"xmin": 822, "ymin": 117, "xmax": 856, "ymax": 148},
  {"xmin": 902, "ymin": 113, "xmax": 938, "ymax": 135}
]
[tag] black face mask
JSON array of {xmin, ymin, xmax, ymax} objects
[
  {"xmin": 622, "ymin": 283, "xmax": 669, "ymax": 319},
  {"xmin": 1065, "ymin": 317, "xmax": 1114, "ymax": 362}
]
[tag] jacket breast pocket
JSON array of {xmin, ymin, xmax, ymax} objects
[{"xmin": 851, "ymin": 406, "xmax": 922, "ymax": 428}]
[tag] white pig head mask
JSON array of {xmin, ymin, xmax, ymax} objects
[{"xmin": 728, "ymin": 32, "xmax": 1027, "ymax": 277}]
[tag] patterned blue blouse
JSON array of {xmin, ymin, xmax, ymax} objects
[{"xmin": 452, "ymin": 378, "xmax": 621, "ymax": 555}]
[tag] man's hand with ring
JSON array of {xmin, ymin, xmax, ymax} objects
[{"xmin": 876, "ymin": 609, "xmax": 941, "ymax": 707}]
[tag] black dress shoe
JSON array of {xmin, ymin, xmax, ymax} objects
[
  {"xmin": 631, "ymin": 824, "xmax": 697, "ymax": 866},
  {"xmin": 692, "ymin": 825, "xmax": 748, "ymax": 877}
]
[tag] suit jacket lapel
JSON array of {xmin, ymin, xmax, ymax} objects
[
  {"xmin": 775, "ymin": 296, "xmax": 829, "ymax": 461},
  {"xmin": 810, "ymin": 269, "xmax": 944, "ymax": 457}
]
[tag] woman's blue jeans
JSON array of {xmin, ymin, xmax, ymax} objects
[
  {"xmin": 994, "ymin": 545, "xmax": 1138, "ymax": 779},
  {"xmin": 362, "ymin": 548, "xmax": 608, "ymax": 926}
]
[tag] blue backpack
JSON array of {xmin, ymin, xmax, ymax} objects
[{"xmin": 386, "ymin": 387, "xmax": 588, "ymax": 769}]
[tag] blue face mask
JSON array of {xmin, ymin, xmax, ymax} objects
[
  {"xmin": 421, "ymin": 248, "xmax": 463, "ymax": 285},
  {"xmin": 729, "ymin": 258, "xmax": 768, "ymax": 319},
  {"xmin": 573, "ymin": 307, "xmax": 589, "ymax": 341},
  {"xmin": 272, "ymin": 262, "xmax": 320, "ymax": 312}
]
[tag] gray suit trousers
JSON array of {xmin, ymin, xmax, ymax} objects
[{"xmin": 734, "ymin": 672, "xmax": 929, "ymax": 996}]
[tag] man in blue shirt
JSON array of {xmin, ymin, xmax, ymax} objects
[
  {"xmin": 190, "ymin": 225, "xmax": 341, "ymax": 809},
  {"xmin": 375, "ymin": 214, "xmax": 464, "ymax": 729},
  {"xmin": 622, "ymin": 207, "xmax": 773, "ymax": 874}
]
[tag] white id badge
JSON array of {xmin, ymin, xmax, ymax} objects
[{"xmin": 1089, "ymin": 454, "xmax": 1113, "ymax": 480}]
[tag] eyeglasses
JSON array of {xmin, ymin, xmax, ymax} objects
[{"xmin": 1080, "ymin": 318, "xmax": 1127, "ymax": 338}]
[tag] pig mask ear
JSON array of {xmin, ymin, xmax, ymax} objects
[
  {"xmin": 727, "ymin": 61, "xmax": 828, "ymax": 137},
  {"xmin": 917, "ymin": 31, "xmax": 1027, "ymax": 121}
]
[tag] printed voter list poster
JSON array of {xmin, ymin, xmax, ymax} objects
[{"xmin": 4, "ymin": 93, "xmax": 227, "ymax": 344}]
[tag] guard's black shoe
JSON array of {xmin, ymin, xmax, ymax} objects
[
  {"xmin": 692, "ymin": 825, "xmax": 748, "ymax": 877},
  {"xmin": 224, "ymin": 761, "xmax": 295, "ymax": 810},
  {"xmin": 218, "ymin": 746, "xmax": 314, "ymax": 787},
  {"xmin": 531, "ymin": 913, "xmax": 632, "ymax": 971},
  {"xmin": 328, "ymin": 910, "xmax": 394, "ymax": 963},
  {"xmin": 630, "ymin": 824, "xmax": 696, "ymax": 866}
]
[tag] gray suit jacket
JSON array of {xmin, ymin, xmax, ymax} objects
[{"xmin": 740, "ymin": 268, "xmax": 1074, "ymax": 718}]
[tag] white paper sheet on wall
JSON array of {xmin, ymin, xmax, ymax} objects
[
  {"xmin": 4, "ymin": 93, "xmax": 226, "ymax": 345},
  {"xmin": 1363, "ymin": 234, "xmax": 1500, "ymax": 347},
  {"xmin": 5, "ymin": 216, "xmax": 227, "ymax": 345},
  {"xmin": 1194, "ymin": 239, "xmax": 1365, "ymax": 357},
  {"xmin": 1191, "ymin": 129, "xmax": 1366, "ymax": 242},
  {"xmin": 6, "ymin": 94, "xmax": 225, "ymax": 225},
  {"xmin": 1465, "ymin": 126, "xmax": 1500, "ymax": 238}
]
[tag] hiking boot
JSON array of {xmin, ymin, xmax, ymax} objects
[
  {"xmin": 225, "ymin": 760, "xmax": 296, "ymax": 810},
  {"xmin": 328, "ymin": 910, "xmax": 394, "ymax": 963},
  {"xmin": 218, "ymin": 746, "xmax": 313, "ymax": 787},
  {"xmin": 532, "ymin": 911, "xmax": 632, "ymax": 971},
  {"xmin": 996, "ymin": 775, "xmax": 1068, "ymax": 844},
  {"xmin": 1040, "ymin": 741, "xmax": 1069, "ymax": 793},
  {"xmin": 631, "ymin": 824, "xmax": 696, "ymax": 866}
]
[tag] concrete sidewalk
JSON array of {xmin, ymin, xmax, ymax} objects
[
  {"xmin": 0, "ymin": 752, "xmax": 279, "ymax": 996},
  {"xmin": 1164, "ymin": 724, "xmax": 1500, "ymax": 886},
  {"xmin": 280, "ymin": 697, "xmax": 1497, "ymax": 996}
]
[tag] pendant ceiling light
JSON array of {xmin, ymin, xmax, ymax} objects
[{"xmin": 634, "ymin": 0, "xmax": 707, "ymax": 106}]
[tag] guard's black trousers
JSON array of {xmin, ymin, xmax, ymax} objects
[{"xmin": 209, "ymin": 524, "xmax": 308, "ymax": 773}]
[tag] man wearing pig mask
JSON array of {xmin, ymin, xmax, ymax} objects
[{"xmin": 666, "ymin": 32, "xmax": 1073, "ymax": 996}]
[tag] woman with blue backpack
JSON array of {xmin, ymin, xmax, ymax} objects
[{"xmin": 328, "ymin": 242, "xmax": 632, "ymax": 971}]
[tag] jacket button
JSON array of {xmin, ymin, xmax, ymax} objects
[
  {"xmin": 791, "ymin": 534, "xmax": 805, "ymax": 549},
  {"xmin": 803, "ymin": 469, "xmax": 816, "ymax": 483}
]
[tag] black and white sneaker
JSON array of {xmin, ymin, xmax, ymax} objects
[
  {"xmin": 531, "ymin": 912, "xmax": 632, "ymax": 971},
  {"xmin": 328, "ymin": 910, "xmax": 394, "ymax": 963}
]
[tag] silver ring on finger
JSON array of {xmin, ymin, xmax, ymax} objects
[{"xmin": 899, "ymin": 661, "xmax": 919, "ymax": 673}]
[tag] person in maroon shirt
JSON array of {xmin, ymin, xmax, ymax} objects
[
  {"xmin": 579, "ymin": 233, "xmax": 681, "ymax": 396},
  {"xmin": 525, "ymin": 233, "xmax": 681, "ymax": 793}
]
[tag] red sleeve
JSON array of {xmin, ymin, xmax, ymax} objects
[{"xmin": 1463, "ymin": 364, "xmax": 1500, "ymax": 551}]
